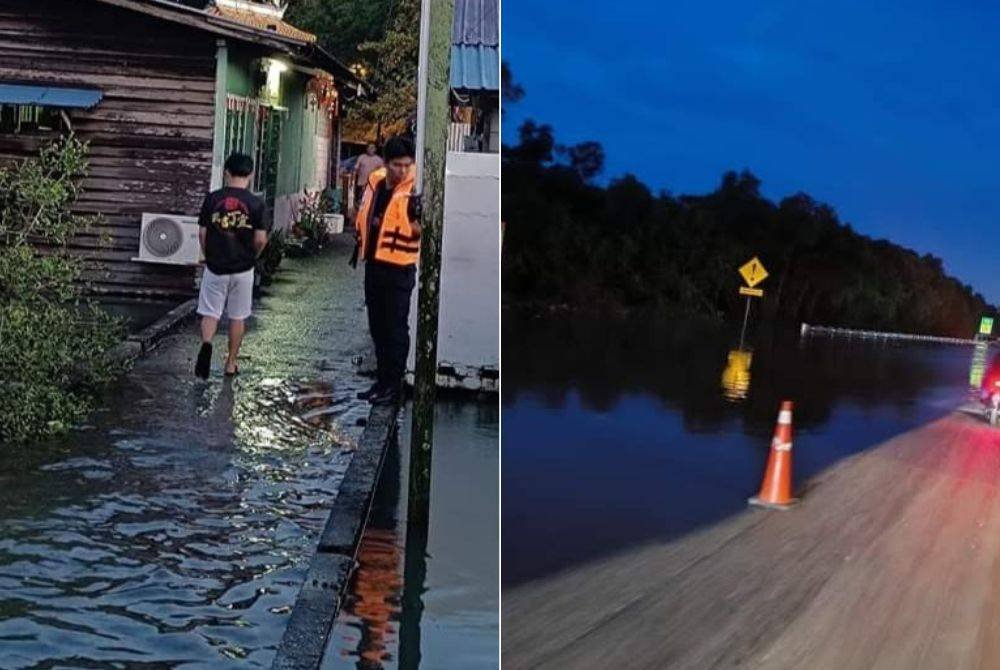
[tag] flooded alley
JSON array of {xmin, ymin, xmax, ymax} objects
[{"xmin": 0, "ymin": 238, "xmax": 498, "ymax": 668}]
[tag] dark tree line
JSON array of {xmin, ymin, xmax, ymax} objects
[
  {"xmin": 288, "ymin": 0, "xmax": 416, "ymax": 131},
  {"xmin": 502, "ymin": 120, "xmax": 997, "ymax": 337}
]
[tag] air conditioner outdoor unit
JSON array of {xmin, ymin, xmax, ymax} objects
[{"xmin": 133, "ymin": 213, "xmax": 202, "ymax": 265}]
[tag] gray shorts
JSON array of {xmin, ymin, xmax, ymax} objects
[{"xmin": 197, "ymin": 267, "xmax": 254, "ymax": 320}]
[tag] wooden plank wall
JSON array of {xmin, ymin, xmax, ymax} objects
[{"xmin": 0, "ymin": 0, "xmax": 217, "ymax": 298}]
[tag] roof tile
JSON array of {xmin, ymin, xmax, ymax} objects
[{"xmin": 208, "ymin": 5, "xmax": 316, "ymax": 43}]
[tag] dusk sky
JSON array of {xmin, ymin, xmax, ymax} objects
[{"xmin": 503, "ymin": 1, "xmax": 1000, "ymax": 303}]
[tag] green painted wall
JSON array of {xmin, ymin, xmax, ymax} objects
[
  {"xmin": 300, "ymin": 94, "xmax": 320, "ymax": 192},
  {"xmin": 277, "ymin": 70, "xmax": 306, "ymax": 197},
  {"xmin": 226, "ymin": 48, "xmax": 255, "ymax": 97},
  {"xmin": 218, "ymin": 52, "xmax": 324, "ymax": 199}
]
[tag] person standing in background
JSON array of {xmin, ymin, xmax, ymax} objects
[{"xmin": 353, "ymin": 143, "xmax": 383, "ymax": 221}]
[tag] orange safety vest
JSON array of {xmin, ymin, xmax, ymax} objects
[{"xmin": 356, "ymin": 167, "xmax": 419, "ymax": 267}]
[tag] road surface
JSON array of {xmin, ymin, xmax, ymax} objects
[{"xmin": 504, "ymin": 410, "xmax": 1000, "ymax": 669}]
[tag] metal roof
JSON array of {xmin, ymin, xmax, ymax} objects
[
  {"xmin": 451, "ymin": 0, "xmax": 498, "ymax": 91},
  {"xmin": 452, "ymin": 0, "xmax": 498, "ymax": 47},
  {"xmin": 0, "ymin": 84, "xmax": 103, "ymax": 108},
  {"xmin": 450, "ymin": 44, "xmax": 498, "ymax": 91}
]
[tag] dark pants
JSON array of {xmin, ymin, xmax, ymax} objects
[
  {"xmin": 354, "ymin": 185, "xmax": 365, "ymax": 216},
  {"xmin": 364, "ymin": 261, "xmax": 416, "ymax": 389}
]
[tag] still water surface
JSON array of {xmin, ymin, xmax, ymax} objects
[
  {"xmin": 503, "ymin": 312, "xmax": 982, "ymax": 586},
  {"xmin": 324, "ymin": 401, "xmax": 499, "ymax": 670}
]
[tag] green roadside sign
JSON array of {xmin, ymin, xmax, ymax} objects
[{"xmin": 980, "ymin": 317, "xmax": 994, "ymax": 336}]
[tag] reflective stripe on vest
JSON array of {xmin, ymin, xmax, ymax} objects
[{"xmin": 356, "ymin": 167, "xmax": 419, "ymax": 267}]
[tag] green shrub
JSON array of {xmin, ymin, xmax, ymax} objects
[{"xmin": 0, "ymin": 137, "xmax": 124, "ymax": 444}]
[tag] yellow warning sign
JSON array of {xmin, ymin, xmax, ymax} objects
[
  {"xmin": 739, "ymin": 257, "xmax": 769, "ymax": 288},
  {"xmin": 739, "ymin": 286, "xmax": 764, "ymax": 297}
]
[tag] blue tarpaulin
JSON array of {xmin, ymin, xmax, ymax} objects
[{"xmin": 0, "ymin": 84, "xmax": 102, "ymax": 108}]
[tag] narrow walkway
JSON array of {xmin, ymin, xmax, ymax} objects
[
  {"xmin": 504, "ymin": 410, "xmax": 1000, "ymax": 669},
  {"xmin": 0, "ymin": 238, "xmax": 376, "ymax": 668}
]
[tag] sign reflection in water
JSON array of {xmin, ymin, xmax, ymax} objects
[
  {"xmin": 969, "ymin": 342, "xmax": 989, "ymax": 389},
  {"xmin": 721, "ymin": 348, "xmax": 753, "ymax": 402}
]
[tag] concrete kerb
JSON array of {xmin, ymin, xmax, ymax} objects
[
  {"xmin": 107, "ymin": 298, "xmax": 198, "ymax": 365},
  {"xmin": 129, "ymin": 298, "xmax": 199, "ymax": 354},
  {"xmin": 270, "ymin": 554, "xmax": 356, "ymax": 670},
  {"xmin": 271, "ymin": 402, "xmax": 400, "ymax": 670}
]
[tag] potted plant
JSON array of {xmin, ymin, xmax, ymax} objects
[{"xmin": 290, "ymin": 189, "xmax": 328, "ymax": 255}]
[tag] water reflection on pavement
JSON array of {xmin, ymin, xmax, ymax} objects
[{"xmin": 0, "ymin": 242, "xmax": 372, "ymax": 668}]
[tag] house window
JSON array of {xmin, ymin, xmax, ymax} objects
[
  {"xmin": 224, "ymin": 94, "xmax": 286, "ymax": 209},
  {"xmin": 0, "ymin": 104, "xmax": 67, "ymax": 134},
  {"xmin": 0, "ymin": 83, "xmax": 100, "ymax": 134},
  {"xmin": 254, "ymin": 108, "xmax": 284, "ymax": 201}
]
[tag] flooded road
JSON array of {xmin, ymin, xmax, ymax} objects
[
  {"xmin": 503, "ymin": 312, "xmax": 981, "ymax": 586},
  {"xmin": 0, "ymin": 240, "xmax": 374, "ymax": 667}
]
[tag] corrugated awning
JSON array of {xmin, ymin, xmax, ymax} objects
[
  {"xmin": 0, "ymin": 84, "xmax": 103, "ymax": 108},
  {"xmin": 451, "ymin": 45, "xmax": 499, "ymax": 92},
  {"xmin": 453, "ymin": 0, "xmax": 499, "ymax": 47}
]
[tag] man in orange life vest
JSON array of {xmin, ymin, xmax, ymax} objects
[{"xmin": 352, "ymin": 136, "xmax": 422, "ymax": 405}]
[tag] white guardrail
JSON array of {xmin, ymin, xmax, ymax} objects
[{"xmin": 801, "ymin": 323, "xmax": 986, "ymax": 346}]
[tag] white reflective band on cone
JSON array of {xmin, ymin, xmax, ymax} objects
[
  {"xmin": 772, "ymin": 439, "xmax": 792, "ymax": 452},
  {"xmin": 778, "ymin": 410, "xmax": 793, "ymax": 424}
]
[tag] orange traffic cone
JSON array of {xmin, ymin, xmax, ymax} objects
[{"xmin": 749, "ymin": 400, "xmax": 799, "ymax": 509}]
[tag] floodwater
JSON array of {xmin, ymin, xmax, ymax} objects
[
  {"xmin": 0, "ymin": 239, "xmax": 498, "ymax": 668},
  {"xmin": 323, "ymin": 401, "xmax": 499, "ymax": 670},
  {"xmin": 503, "ymin": 312, "xmax": 983, "ymax": 586}
]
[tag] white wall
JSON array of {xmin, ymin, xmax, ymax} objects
[{"xmin": 408, "ymin": 151, "xmax": 500, "ymax": 391}]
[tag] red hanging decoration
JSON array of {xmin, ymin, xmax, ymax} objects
[{"xmin": 307, "ymin": 75, "xmax": 339, "ymax": 116}]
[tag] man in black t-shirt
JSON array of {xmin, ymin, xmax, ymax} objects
[{"xmin": 194, "ymin": 153, "xmax": 267, "ymax": 379}]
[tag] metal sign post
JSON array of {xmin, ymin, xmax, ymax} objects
[{"xmin": 738, "ymin": 295, "xmax": 753, "ymax": 351}]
